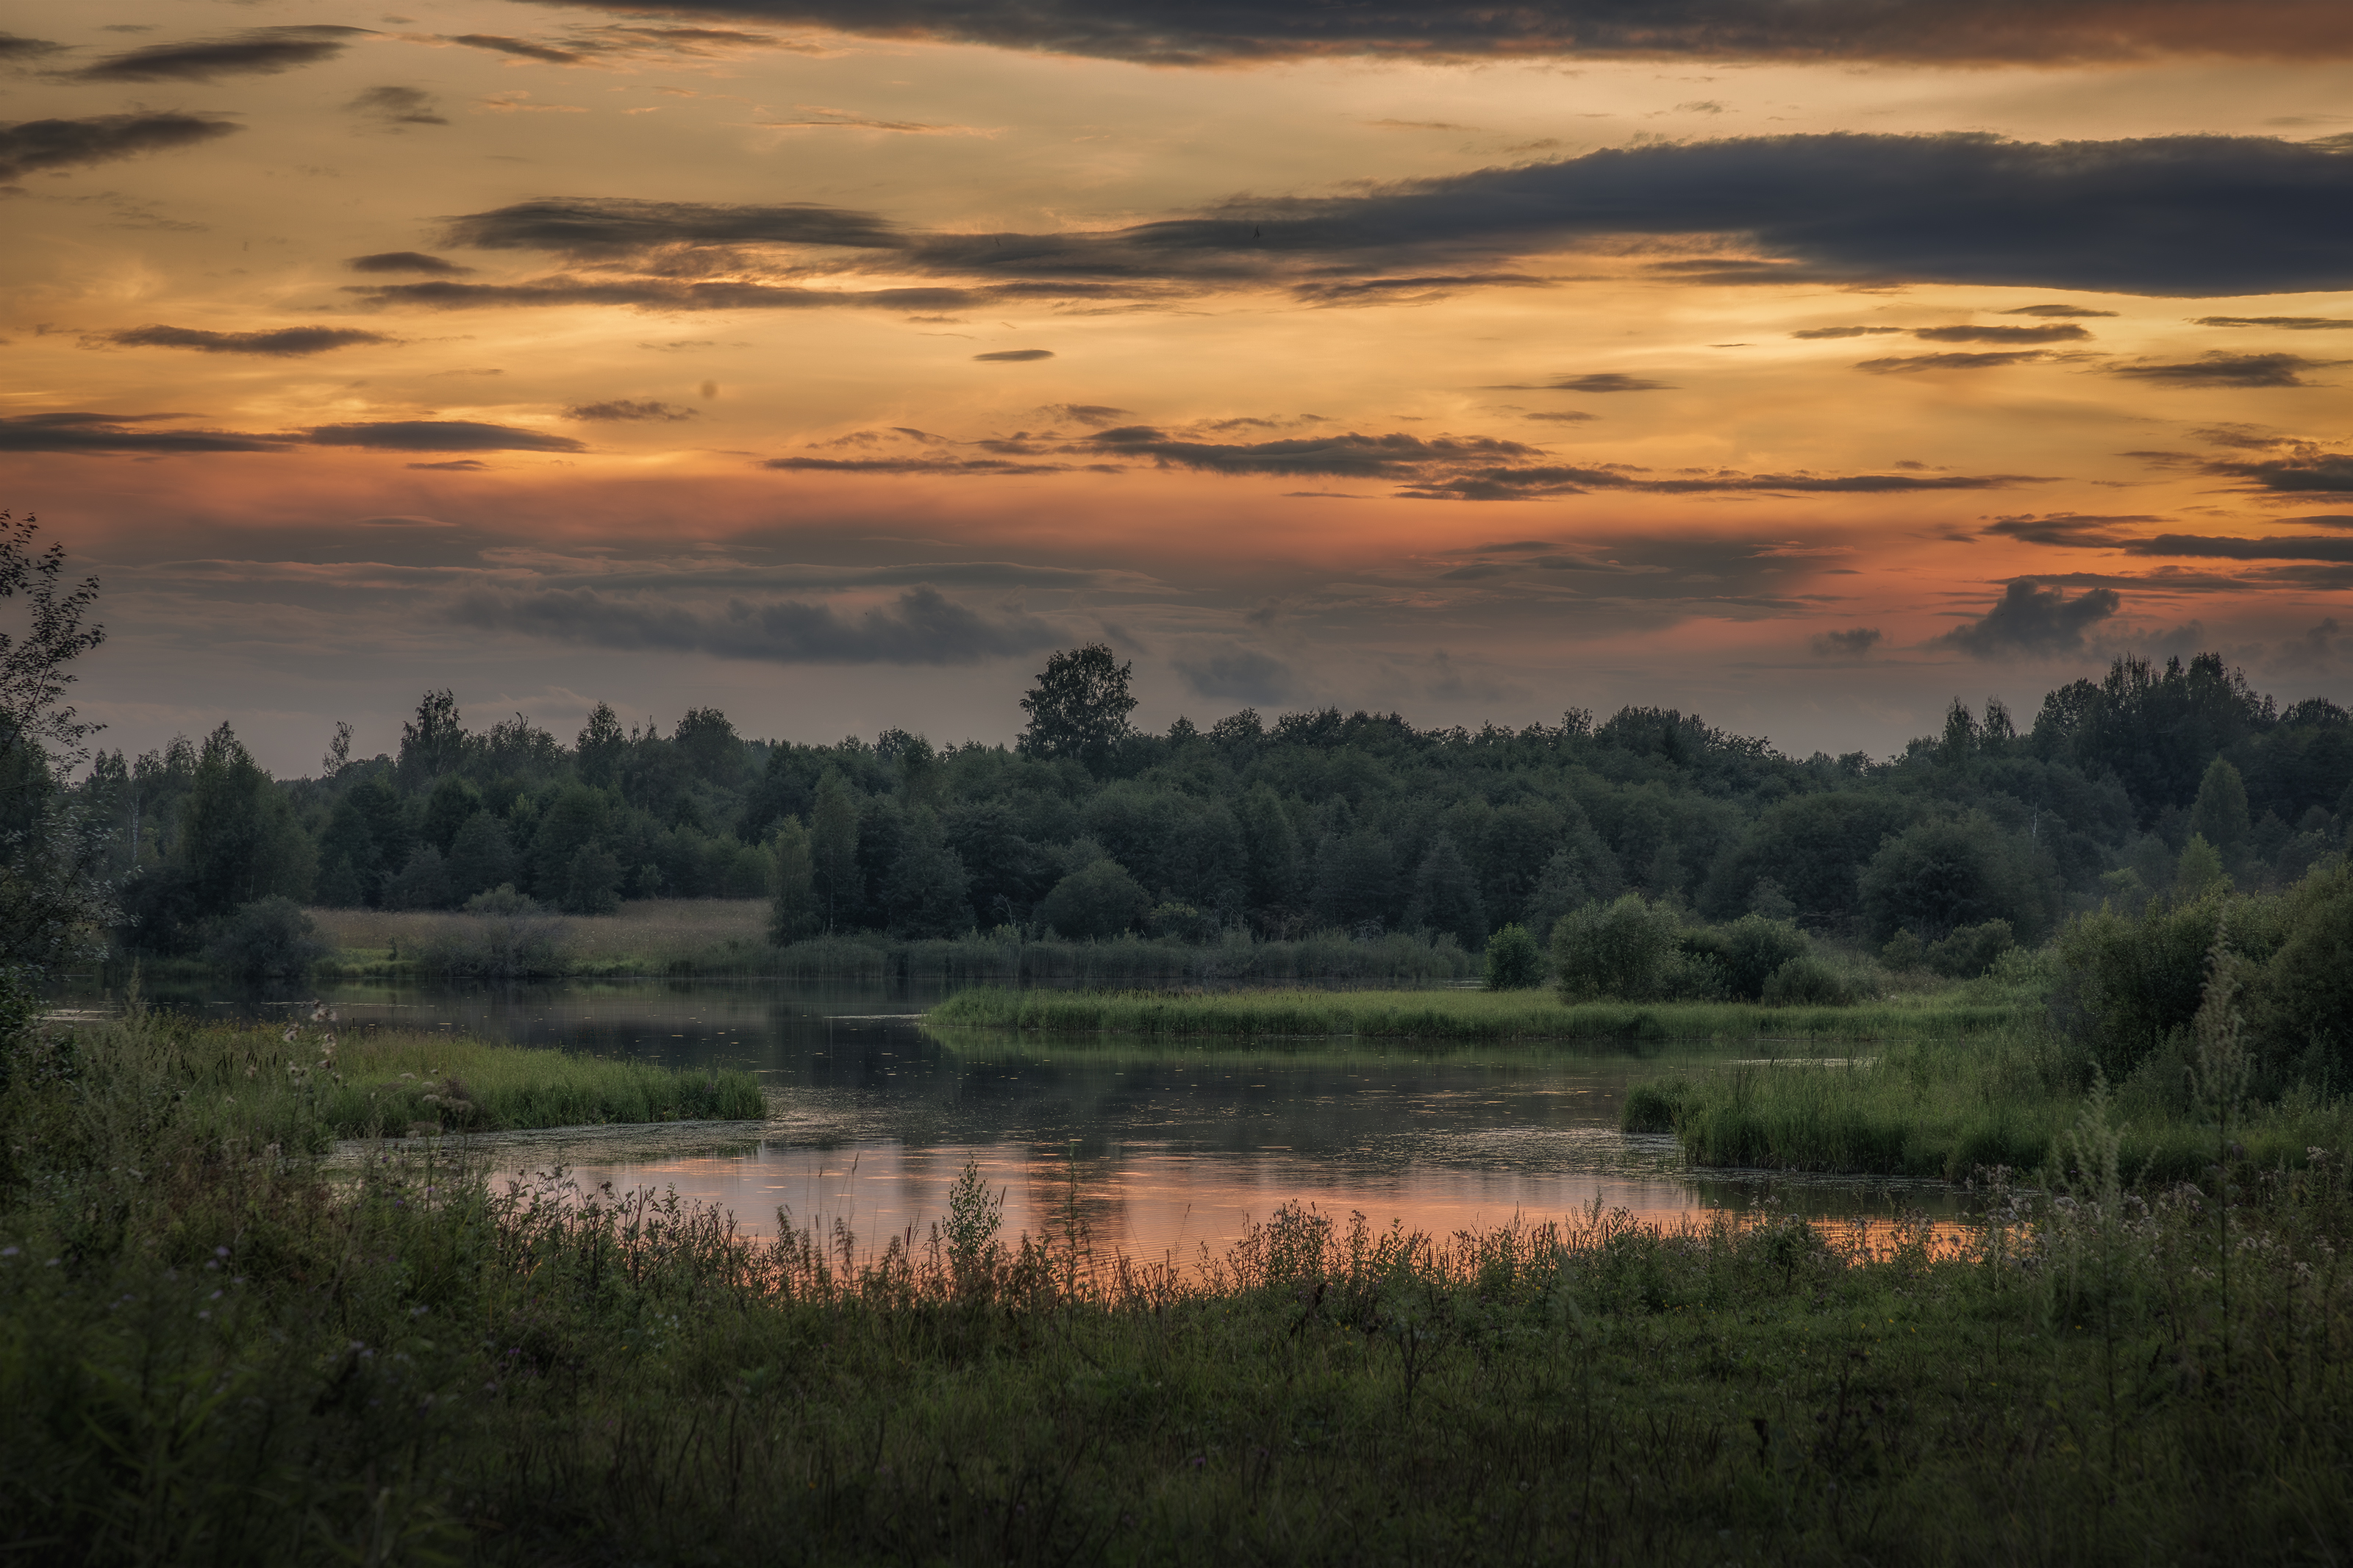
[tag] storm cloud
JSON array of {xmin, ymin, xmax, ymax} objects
[
  {"xmin": 101, "ymin": 325, "xmax": 398, "ymax": 357},
  {"xmin": 526, "ymin": 0, "xmax": 2353, "ymax": 66},
  {"xmin": 1940, "ymin": 580, "xmax": 2122, "ymax": 657},
  {"xmin": 0, "ymin": 113, "xmax": 240, "ymax": 185},
  {"xmin": 76, "ymin": 26, "xmax": 365, "ymax": 82},
  {"xmin": 450, "ymin": 583, "xmax": 1060, "ymax": 664}
]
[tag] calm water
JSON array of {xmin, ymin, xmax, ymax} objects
[{"xmin": 82, "ymin": 975, "xmax": 1966, "ymax": 1263}]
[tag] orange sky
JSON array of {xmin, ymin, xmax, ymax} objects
[{"xmin": 4, "ymin": 0, "xmax": 2350, "ymax": 771}]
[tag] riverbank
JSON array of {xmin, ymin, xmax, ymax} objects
[
  {"xmin": 290, "ymin": 903, "xmax": 1476, "ymax": 984},
  {"xmin": 38, "ymin": 1007, "xmax": 765, "ymax": 1156},
  {"xmin": 1624, "ymin": 1031, "xmax": 2353, "ymax": 1184},
  {"xmin": 926, "ymin": 982, "xmax": 2031, "ymax": 1042}
]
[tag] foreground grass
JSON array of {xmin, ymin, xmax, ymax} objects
[
  {"xmin": 4, "ymin": 1028, "xmax": 2350, "ymax": 1565},
  {"xmin": 93, "ymin": 1011, "xmax": 764, "ymax": 1154},
  {"xmin": 930, "ymin": 983, "xmax": 2029, "ymax": 1042}
]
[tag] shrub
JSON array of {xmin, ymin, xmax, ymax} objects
[
  {"xmin": 1038, "ymin": 859, "xmax": 1150, "ymax": 940},
  {"xmin": 1483, "ymin": 923, "xmax": 1546, "ymax": 990},
  {"xmin": 415, "ymin": 887, "xmax": 569, "ymax": 978},
  {"xmin": 1551, "ymin": 894, "xmax": 1682, "ymax": 1001},
  {"xmin": 1924, "ymin": 918, "xmax": 2015, "ymax": 979},
  {"xmin": 1710, "ymin": 914, "xmax": 1810, "ymax": 1000},
  {"xmin": 2052, "ymin": 894, "xmax": 2230, "ymax": 1078},
  {"xmin": 201, "ymin": 897, "xmax": 328, "ymax": 980},
  {"xmin": 1762, "ymin": 954, "xmax": 1857, "ymax": 1006}
]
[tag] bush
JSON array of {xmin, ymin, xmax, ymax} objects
[
  {"xmin": 1038, "ymin": 859, "xmax": 1151, "ymax": 940},
  {"xmin": 1483, "ymin": 923, "xmax": 1546, "ymax": 990},
  {"xmin": 415, "ymin": 887, "xmax": 569, "ymax": 978},
  {"xmin": 2052, "ymin": 893, "xmax": 2231, "ymax": 1078},
  {"xmin": 1707, "ymin": 914, "xmax": 1809, "ymax": 1000},
  {"xmin": 1761, "ymin": 954, "xmax": 1859, "ymax": 1006},
  {"xmin": 1551, "ymin": 894, "xmax": 1682, "ymax": 1001},
  {"xmin": 201, "ymin": 897, "xmax": 329, "ymax": 980},
  {"xmin": 1924, "ymin": 918, "xmax": 2015, "ymax": 979},
  {"xmin": 1550, "ymin": 895, "xmax": 1729, "ymax": 1002}
]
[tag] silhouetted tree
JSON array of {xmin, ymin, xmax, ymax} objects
[{"xmin": 1018, "ymin": 644, "xmax": 1135, "ymax": 773}]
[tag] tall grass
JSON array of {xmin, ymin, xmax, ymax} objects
[
  {"xmin": 5, "ymin": 1007, "xmax": 2352, "ymax": 1564},
  {"xmin": 929, "ymin": 984, "xmax": 2030, "ymax": 1042},
  {"xmin": 776, "ymin": 928, "xmax": 1477, "ymax": 984},
  {"xmin": 1629, "ymin": 1030, "xmax": 2353, "ymax": 1182},
  {"xmin": 33, "ymin": 1006, "xmax": 765, "ymax": 1158},
  {"xmin": 313, "ymin": 898, "xmax": 777, "ymax": 978}
]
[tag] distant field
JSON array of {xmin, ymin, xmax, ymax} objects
[
  {"xmin": 312, "ymin": 898, "xmax": 773, "ymax": 976},
  {"xmin": 926, "ymin": 984, "xmax": 2029, "ymax": 1042}
]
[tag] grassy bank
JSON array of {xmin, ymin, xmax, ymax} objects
[
  {"xmin": 33, "ymin": 1006, "xmax": 764, "ymax": 1158},
  {"xmin": 300, "ymin": 904, "xmax": 1479, "ymax": 984},
  {"xmin": 1624, "ymin": 1030, "xmax": 2353, "ymax": 1184},
  {"xmin": 4, "ymin": 1021, "xmax": 2350, "ymax": 1564},
  {"xmin": 313, "ymin": 898, "xmax": 777, "ymax": 978},
  {"xmin": 929, "ymin": 983, "xmax": 2028, "ymax": 1042}
]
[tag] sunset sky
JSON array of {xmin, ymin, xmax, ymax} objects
[{"xmin": 5, "ymin": 0, "xmax": 2352, "ymax": 775}]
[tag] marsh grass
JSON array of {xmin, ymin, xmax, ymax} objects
[
  {"xmin": 5, "ymin": 1007, "xmax": 2352, "ymax": 1565},
  {"xmin": 304, "ymin": 905, "xmax": 1478, "ymax": 984},
  {"xmin": 929, "ymin": 984, "xmax": 2029, "ymax": 1042},
  {"xmin": 1632, "ymin": 1029, "xmax": 2353, "ymax": 1182},
  {"xmin": 29, "ymin": 1003, "xmax": 765, "ymax": 1160},
  {"xmin": 777, "ymin": 928, "xmax": 1476, "ymax": 984},
  {"xmin": 313, "ymin": 898, "xmax": 776, "ymax": 978}
]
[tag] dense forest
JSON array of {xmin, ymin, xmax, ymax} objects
[{"xmin": 40, "ymin": 642, "xmax": 2349, "ymax": 964}]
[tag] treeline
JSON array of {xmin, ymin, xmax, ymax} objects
[{"xmin": 53, "ymin": 642, "xmax": 2353, "ymax": 962}]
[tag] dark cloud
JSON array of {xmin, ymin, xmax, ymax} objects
[
  {"xmin": 1540, "ymin": 373, "xmax": 1674, "ymax": 392},
  {"xmin": 2191, "ymin": 315, "xmax": 2353, "ymax": 330},
  {"xmin": 1857, "ymin": 351, "xmax": 2048, "ymax": 373},
  {"xmin": 449, "ymin": 33, "xmax": 584, "ymax": 63},
  {"xmin": 1085, "ymin": 426, "xmax": 1538, "ymax": 479},
  {"xmin": 1790, "ymin": 326, "xmax": 1903, "ymax": 339},
  {"xmin": 306, "ymin": 420, "xmax": 587, "ymax": 453},
  {"xmin": 408, "ymin": 459, "xmax": 489, "ymax": 470},
  {"xmin": 1174, "ymin": 647, "xmax": 1295, "ymax": 702},
  {"xmin": 76, "ymin": 26, "xmax": 366, "ymax": 82},
  {"xmin": 0, "ymin": 411, "xmax": 288, "ymax": 454},
  {"xmin": 100, "ymin": 325, "xmax": 397, "ymax": 357},
  {"xmin": 1046, "ymin": 404, "xmax": 1131, "ymax": 426},
  {"xmin": 1982, "ymin": 512, "xmax": 2166, "ymax": 546},
  {"xmin": 2110, "ymin": 351, "xmax": 2335, "ymax": 387},
  {"xmin": 0, "ymin": 32, "xmax": 61, "ymax": 58},
  {"xmin": 519, "ymin": 1, "xmax": 2353, "ymax": 66},
  {"xmin": 348, "ymin": 279, "xmax": 983, "ymax": 312},
  {"xmin": 449, "ymin": 583, "xmax": 1058, "ymax": 665},
  {"xmin": 444, "ymin": 197, "xmax": 904, "ymax": 257},
  {"xmin": 1291, "ymin": 272, "xmax": 1550, "ymax": 304},
  {"xmin": 1401, "ymin": 462, "xmax": 2038, "ymax": 501},
  {"xmin": 1910, "ymin": 323, "xmax": 2090, "ymax": 343},
  {"xmin": 2202, "ymin": 450, "xmax": 2353, "ymax": 492},
  {"xmin": 765, "ymin": 455, "xmax": 1076, "ymax": 476},
  {"xmin": 1811, "ymin": 626, "xmax": 1882, "ymax": 656},
  {"xmin": 2003, "ymin": 304, "xmax": 2117, "ymax": 318},
  {"xmin": 1521, "ymin": 411, "xmax": 1599, "ymax": 422},
  {"xmin": 2121, "ymin": 534, "xmax": 2353, "ymax": 562},
  {"xmin": 1940, "ymin": 580, "xmax": 2121, "ymax": 658},
  {"xmin": 974, "ymin": 348, "xmax": 1054, "ymax": 362},
  {"xmin": 374, "ymin": 133, "xmax": 2353, "ymax": 312},
  {"xmin": 0, "ymin": 113, "xmax": 240, "ymax": 185},
  {"xmin": 564, "ymin": 400, "xmax": 699, "ymax": 421},
  {"xmin": 346, "ymin": 86, "xmax": 447, "ymax": 127},
  {"xmin": 348, "ymin": 251, "xmax": 471, "ymax": 274}
]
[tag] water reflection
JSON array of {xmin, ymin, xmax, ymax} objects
[{"xmin": 77, "ymin": 975, "xmax": 1966, "ymax": 1254}]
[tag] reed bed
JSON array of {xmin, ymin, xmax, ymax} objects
[
  {"xmin": 775, "ymin": 928, "xmax": 1476, "ymax": 984},
  {"xmin": 1627, "ymin": 1030, "xmax": 2353, "ymax": 1182},
  {"xmin": 313, "ymin": 898, "xmax": 776, "ymax": 978},
  {"xmin": 82, "ymin": 1008, "xmax": 764, "ymax": 1154},
  {"xmin": 929, "ymin": 984, "xmax": 2027, "ymax": 1042}
]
